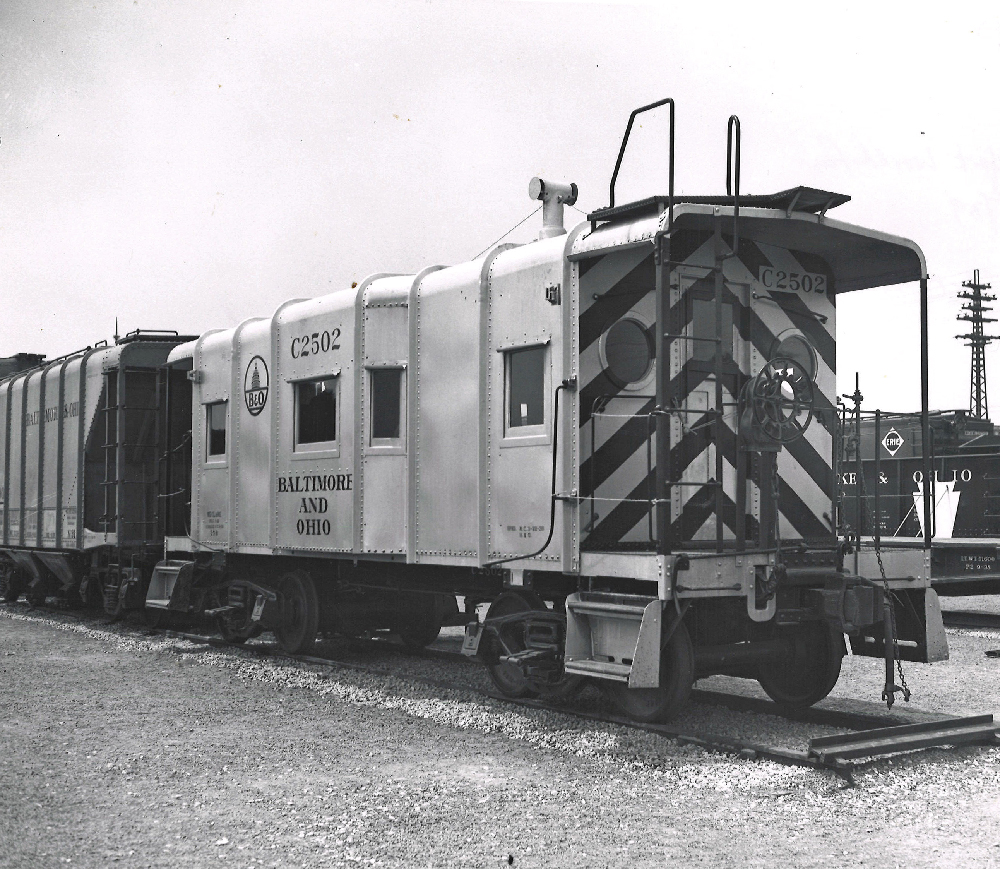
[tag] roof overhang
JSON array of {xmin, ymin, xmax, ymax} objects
[{"xmin": 571, "ymin": 204, "xmax": 926, "ymax": 294}]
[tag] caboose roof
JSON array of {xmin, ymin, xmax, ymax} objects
[
  {"xmin": 574, "ymin": 192, "xmax": 926, "ymax": 294},
  {"xmin": 587, "ymin": 186, "xmax": 852, "ymax": 223}
]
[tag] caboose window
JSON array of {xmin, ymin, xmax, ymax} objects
[
  {"xmin": 603, "ymin": 317, "xmax": 653, "ymax": 387},
  {"xmin": 206, "ymin": 402, "xmax": 227, "ymax": 458},
  {"xmin": 506, "ymin": 346, "xmax": 545, "ymax": 429},
  {"xmin": 370, "ymin": 368, "xmax": 403, "ymax": 442},
  {"xmin": 296, "ymin": 376, "xmax": 338, "ymax": 449}
]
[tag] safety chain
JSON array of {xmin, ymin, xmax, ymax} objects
[
  {"xmin": 771, "ymin": 455, "xmax": 782, "ymax": 567},
  {"xmin": 858, "ymin": 467, "xmax": 910, "ymax": 702}
]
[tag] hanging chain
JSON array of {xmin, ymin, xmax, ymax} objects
[
  {"xmin": 858, "ymin": 466, "xmax": 910, "ymax": 701},
  {"xmin": 771, "ymin": 455, "xmax": 782, "ymax": 566}
]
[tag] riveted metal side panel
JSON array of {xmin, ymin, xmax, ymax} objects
[
  {"xmin": 360, "ymin": 275, "xmax": 412, "ymax": 555},
  {"xmin": 194, "ymin": 331, "xmax": 232, "ymax": 548},
  {"xmin": 561, "ymin": 225, "xmax": 587, "ymax": 573},
  {"xmin": 39, "ymin": 364, "xmax": 63, "ymax": 547},
  {"xmin": 59, "ymin": 358, "xmax": 84, "ymax": 549},
  {"xmin": 274, "ymin": 291, "xmax": 356, "ymax": 553},
  {"xmin": 81, "ymin": 350, "xmax": 113, "ymax": 548},
  {"xmin": 22, "ymin": 372, "xmax": 42, "ymax": 545},
  {"xmin": 486, "ymin": 238, "xmax": 566, "ymax": 566},
  {"xmin": 231, "ymin": 318, "xmax": 272, "ymax": 551},
  {"xmin": 0, "ymin": 383, "xmax": 9, "ymax": 544},
  {"xmin": 6, "ymin": 379, "xmax": 24, "ymax": 544},
  {"xmin": 410, "ymin": 262, "xmax": 479, "ymax": 563}
]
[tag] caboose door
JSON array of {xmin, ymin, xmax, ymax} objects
[{"xmin": 673, "ymin": 265, "xmax": 748, "ymax": 548}]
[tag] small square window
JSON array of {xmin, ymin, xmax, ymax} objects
[
  {"xmin": 207, "ymin": 402, "xmax": 227, "ymax": 459},
  {"xmin": 370, "ymin": 368, "xmax": 403, "ymax": 442},
  {"xmin": 296, "ymin": 377, "xmax": 337, "ymax": 450},
  {"xmin": 506, "ymin": 346, "xmax": 545, "ymax": 430}
]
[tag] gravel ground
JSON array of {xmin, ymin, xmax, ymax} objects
[{"xmin": 2, "ymin": 603, "xmax": 1000, "ymax": 868}]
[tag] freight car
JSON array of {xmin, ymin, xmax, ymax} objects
[
  {"xmin": 839, "ymin": 407, "xmax": 1000, "ymax": 595},
  {"xmin": 0, "ymin": 334, "xmax": 194, "ymax": 610},
  {"xmin": 0, "ymin": 101, "xmax": 949, "ymax": 720}
]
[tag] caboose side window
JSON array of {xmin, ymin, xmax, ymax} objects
[
  {"xmin": 206, "ymin": 401, "xmax": 227, "ymax": 459},
  {"xmin": 506, "ymin": 346, "xmax": 545, "ymax": 430},
  {"xmin": 296, "ymin": 376, "xmax": 338, "ymax": 450},
  {"xmin": 370, "ymin": 368, "xmax": 404, "ymax": 442}
]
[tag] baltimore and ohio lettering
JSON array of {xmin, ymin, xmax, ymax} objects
[
  {"xmin": 25, "ymin": 401, "xmax": 81, "ymax": 427},
  {"xmin": 277, "ymin": 473, "xmax": 353, "ymax": 493}
]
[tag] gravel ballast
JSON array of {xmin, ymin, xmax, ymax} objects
[{"xmin": 2, "ymin": 605, "xmax": 1000, "ymax": 868}]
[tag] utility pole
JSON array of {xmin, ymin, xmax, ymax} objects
[{"xmin": 957, "ymin": 269, "xmax": 997, "ymax": 419}]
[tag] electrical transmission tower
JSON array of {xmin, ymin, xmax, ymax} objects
[{"xmin": 957, "ymin": 269, "xmax": 997, "ymax": 419}]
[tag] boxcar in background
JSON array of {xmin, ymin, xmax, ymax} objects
[{"xmin": 839, "ymin": 410, "xmax": 1000, "ymax": 594}]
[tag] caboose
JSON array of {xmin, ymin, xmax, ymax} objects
[{"xmin": 2, "ymin": 101, "xmax": 949, "ymax": 720}]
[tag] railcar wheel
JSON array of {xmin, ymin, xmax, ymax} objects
[
  {"xmin": 25, "ymin": 585, "xmax": 48, "ymax": 608},
  {"xmin": 756, "ymin": 621, "xmax": 844, "ymax": 708},
  {"xmin": 482, "ymin": 590, "xmax": 548, "ymax": 698},
  {"xmin": 605, "ymin": 620, "xmax": 695, "ymax": 723},
  {"xmin": 274, "ymin": 571, "xmax": 319, "ymax": 655},
  {"xmin": 1, "ymin": 569, "xmax": 26, "ymax": 603},
  {"xmin": 144, "ymin": 607, "xmax": 167, "ymax": 629},
  {"xmin": 398, "ymin": 617, "xmax": 442, "ymax": 651},
  {"xmin": 396, "ymin": 593, "xmax": 452, "ymax": 650}
]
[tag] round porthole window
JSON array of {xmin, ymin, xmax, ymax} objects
[{"xmin": 603, "ymin": 317, "xmax": 653, "ymax": 388}]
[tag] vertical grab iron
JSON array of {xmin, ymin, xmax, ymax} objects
[
  {"xmin": 715, "ymin": 115, "xmax": 741, "ymax": 552},
  {"xmin": 655, "ymin": 100, "xmax": 675, "ymax": 556},
  {"xmin": 605, "ymin": 96, "xmax": 675, "ymax": 554},
  {"xmin": 920, "ymin": 276, "xmax": 933, "ymax": 549}
]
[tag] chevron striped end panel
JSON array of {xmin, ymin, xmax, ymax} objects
[{"xmin": 578, "ymin": 229, "xmax": 837, "ymax": 553}]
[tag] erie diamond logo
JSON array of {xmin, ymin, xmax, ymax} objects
[{"xmin": 882, "ymin": 427, "xmax": 904, "ymax": 456}]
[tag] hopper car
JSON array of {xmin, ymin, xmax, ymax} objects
[{"xmin": 0, "ymin": 100, "xmax": 949, "ymax": 720}]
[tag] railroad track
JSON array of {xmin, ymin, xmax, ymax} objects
[
  {"xmin": 4, "ymin": 602, "xmax": 997, "ymax": 781},
  {"xmin": 158, "ymin": 627, "xmax": 998, "ymax": 782},
  {"xmin": 941, "ymin": 610, "xmax": 1000, "ymax": 631}
]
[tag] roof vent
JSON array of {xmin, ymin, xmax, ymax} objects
[{"xmin": 529, "ymin": 177, "xmax": 578, "ymax": 240}]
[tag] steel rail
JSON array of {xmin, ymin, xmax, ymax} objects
[
  {"xmin": 153, "ymin": 628, "xmax": 992, "ymax": 780},
  {"xmin": 941, "ymin": 610, "xmax": 1000, "ymax": 631}
]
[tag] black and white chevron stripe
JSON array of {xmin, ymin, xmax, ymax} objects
[{"xmin": 579, "ymin": 229, "xmax": 837, "ymax": 551}]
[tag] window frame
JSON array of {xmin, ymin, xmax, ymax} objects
[
  {"xmin": 598, "ymin": 313, "xmax": 655, "ymax": 392},
  {"xmin": 366, "ymin": 365, "xmax": 407, "ymax": 455},
  {"xmin": 500, "ymin": 342, "xmax": 551, "ymax": 449},
  {"xmin": 292, "ymin": 374, "xmax": 341, "ymax": 459},
  {"xmin": 204, "ymin": 400, "xmax": 228, "ymax": 465}
]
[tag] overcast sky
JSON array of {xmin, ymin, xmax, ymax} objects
[{"xmin": 1, "ymin": 0, "xmax": 997, "ymax": 414}]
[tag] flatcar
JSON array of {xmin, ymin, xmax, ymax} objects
[{"xmin": 0, "ymin": 101, "xmax": 949, "ymax": 720}]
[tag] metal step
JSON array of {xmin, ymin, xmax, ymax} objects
[
  {"xmin": 808, "ymin": 714, "xmax": 1000, "ymax": 763},
  {"xmin": 562, "ymin": 659, "xmax": 632, "ymax": 682},
  {"xmin": 566, "ymin": 600, "xmax": 647, "ymax": 620}
]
